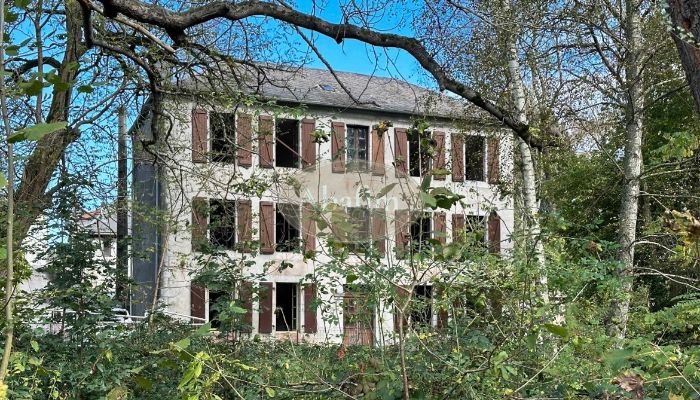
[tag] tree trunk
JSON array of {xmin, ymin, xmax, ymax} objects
[
  {"xmin": 667, "ymin": 0, "xmax": 700, "ymax": 115},
  {"xmin": 607, "ymin": 0, "xmax": 644, "ymax": 340}
]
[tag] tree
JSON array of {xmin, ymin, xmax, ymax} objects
[{"xmin": 666, "ymin": 0, "xmax": 700, "ymax": 114}]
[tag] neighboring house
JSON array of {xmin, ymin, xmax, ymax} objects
[{"xmin": 131, "ymin": 65, "xmax": 514, "ymax": 344}]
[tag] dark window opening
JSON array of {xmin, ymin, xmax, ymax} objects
[
  {"xmin": 210, "ymin": 112, "xmax": 236, "ymax": 163},
  {"xmin": 346, "ymin": 207, "xmax": 370, "ymax": 252},
  {"xmin": 411, "ymin": 285, "xmax": 432, "ymax": 327},
  {"xmin": 346, "ymin": 125, "xmax": 369, "ymax": 171},
  {"xmin": 208, "ymin": 290, "xmax": 225, "ymax": 329},
  {"xmin": 465, "ymin": 135, "xmax": 485, "ymax": 181},
  {"xmin": 210, "ymin": 199, "xmax": 236, "ymax": 249},
  {"xmin": 409, "ymin": 130, "xmax": 432, "ymax": 177},
  {"xmin": 409, "ymin": 214, "xmax": 431, "ymax": 253},
  {"xmin": 465, "ymin": 215, "xmax": 486, "ymax": 246},
  {"xmin": 276, "ymin": 119, "xmax": 300, "ymax": 168},
  {"xmin": 275, "ymin": 283, "xmax": 298, "ymax": 331},
  {"xmin": 276, "ymin": 203, "xmax": 300, "ymax": 252}
]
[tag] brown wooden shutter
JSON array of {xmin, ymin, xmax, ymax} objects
[
  {"xmin": 237, "ymin": 113, "xmax": 253, "ymax": 167},
  {"xmin": 452, "ymin": 134, "xmax": 464, "ymax": 182},
  {"xmin": 258, "ymin": 282, "xmax": 274, "ymax": 334},
  {"xmin": 372, "ymin": 128, "xmax": 385, "ymax": 175},
  {"xmin": 432, "ymin": 131, "xmax": 446, "ymax": 180},
  {"xmin": 394, "ymin": 128, "xmax": 408, "ymax": 177},
  {"xmin": 434, "ymin": 212, "xmax": 447, "ymax": 245},
  {"xmin": 303, "ymin": 284, "xmax": 318, "ymax": 333},
  {"xmin": 259, "ymin": 201, "xmax": 275, "ymax": 254},
  {"xmin": 372, "ymin": 209, "xmax": 386, "ymax": 255},
  {"xmin": 302, "ymin": 203, "xmax": 316, "ymax": 254},
  {"xmin": 191, "ymin": 197, "xmax": 208, "ymax": 251},
  {"xmin": 259, "ymin": 116, "xmax": 274, "ymax": 168},
  {"xmin": 436, "ymin": 285, "xmax": 449, "ymax": 330},
  {"xmin": 487, "ymin": 137, "xmax": 500, "ymax": 184},
  {"xmin": 452, "ymin": 214, "xmax": 465, "ymax": 243},
  {"xmin": 192, "ymin": 109, "xmax": 208, "ymax": 163},
  {"xmin": 393, "ymin": 286, "xmax": 410, "ymax": 332},
  {"xmin": 488, "ymin": 211, "xmax": 501, "ymax": 254},
  {"xmin": 395, "ymin": 210, "xmax": 410, "ymax": 257},
  {"xmin": 331, "ymin": 122, "xmax": 346, "ymax": 173},
  {"xmin": 240, "ymin": 281, "xmax": 253, "ymax": 333},
  {"xmin": 237, "ymin": 200, "xmax": 252, "ymax": 252},
  {"xmin": 190, "ymin": 284, "xmax": 206, "ymax": 320},
  {"xmin": 301, "ymin": 118, "xmax": 316, "ymax": 169}
]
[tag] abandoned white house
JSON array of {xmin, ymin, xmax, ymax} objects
[{"xmin": 131, "ymin": 66, "xmax": 514, "ymax": 344}]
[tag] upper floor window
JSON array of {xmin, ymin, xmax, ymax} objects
[
  {"xmin": 276, "ymin": 203, "xmax": 301, "ymax": 252},
  {"xmin": 209, "ymin": 199, "xmax": 236, "ymax": 249},
  {"xmin": 346, "ymin": 125, "xmax": 369, "ymax": 171},
  {"xmin": 210, "ymin": 112, "xmax": 236, "ymax": 163},
  {"xmin": 464, "ymin": 135, "xmax": 485, "ymax": 181},
  {"xmin": 276, "ymin": 119, "xmax": 300, "ymax": 168},
  {"xmin": 346, "ymin": 207, "xmax": 371, "ymax": 252},
  {"xmin": 409, "ymin": 213, "xmax": 432, "ymax": 253},
  {"xmin": 409, "ymin": 130, "xmax": 432, "ymax": 177}
]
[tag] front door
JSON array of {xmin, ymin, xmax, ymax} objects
[{"xmin": 343, "ymin": 287, "xmax": 374, "ymax": 346}]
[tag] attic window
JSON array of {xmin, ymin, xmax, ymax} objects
[{"xmin": 318, "ymin": 84, "xmax": 335, "ymax": 92}]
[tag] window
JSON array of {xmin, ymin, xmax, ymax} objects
[
  {"xmin": 276, "ymin": 119, "xmax": 300, "ymax": 168},
  {"xmin": 275, "ymin": 283, "xmax": 298, "ymax": 331},
  {"xmin": 208, "ymin": 290, "xmax": 225, "ymax": 329},
  {"xmin": 409, "ymin": 213, "xmax": 431, "ymax": 253},
  {"xmin": 102, "ymin": 239, "xmax": 113, "ymax": 257},
  {"xmin": 464, "ymin": 215, "xmax": 486, "ymax": 246},
  {"xmin": 210, "ymin": 112, "xmax": 236, "ymax": 162},
  {"xmin": 276, "ymin": 203, "xmax": 300, "ymax": 252},
  {"xmin": 464, "ymin": 135, "xmax": 485, "ymax": 181},
  {"xmin": 410, "ymin": 285, "xmax": 433, "ymax": 327},
  {"xmin": 346, "ymin": 207, "xmax": 370, "ymax": 252},
  {"xmin": 210, "ymin": 199, "xmax": 236, "ymax": 249},
  {"xmin": 409, "ymin": 130, "xmax": 432, "ymax": 177},
  {"xmin": 346, "ymin": 125, "xmax": 369, "ymax": 171}
]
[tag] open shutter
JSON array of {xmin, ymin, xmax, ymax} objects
[
  {"xmin": 237, "ymin": 113, "xmax": 253, "ymax": 167},
  {"xmin": 258, "ymin": 282, "xmax": 274, "ymax": 334},
  {"xmin": 259, "ymin": 116, "xmax": 274, "ymax": 168},
  {"xmin": 372, "ymin": 128, "xmax": 385, "ymax": 175},
  {"xmin": 432, "ymin": 131, "xmax": 446, "ymax": 180},
  {"xmin": 452, "ymin": 134, "xmax": 464, "ymax": 182},
  {"xmin": 395, "ymin": 210, "xmax": 410, "ymax": 257},
  {"xmin": 192, "ymin": 109, "xmax": 208, "ymax": 163},
  {"xmin": 393, "ymin": 286, "xmax": 410, "ymax": 333},
  {"xmin": 452, "ymin": 214, "xmax": 465, "ymax": 243},
  {"xmin": 301, "ymin": 118, "xmax": 316, "ymax": 169},
  {"xmin": 436, "ymin": 285, "xmax": 449, "ymax": 330},
  {"xmin": 191, "ymin": 197, "xmax": 208, "ymax": 251},
  {"xmin": 302, "ymin": 203, "xmax": 316, "ymax": 254},
  {"xmin": 240, "ymin": 281, "xmax": 253, "ymax": 333},
  {"xmin": 332, "ymin": 122, "xmax": 346, "ymax": 173},
  {"xmin": 488, "ymin": 211, "xmax": 501, "ymax": 254},
  {"xmin": 372, "ymin": 209, "xmax": 386, "ymax": 255},
  {"xmin": 303, "ymin": 284, "xmax": 318, "ymax": 333},
  {"xmin": 191, "ymin": 284, "xmax": 206, "ymax": 321},
  {"xmin": 487, "ymin": 137, "xmax": 500, "ymax": 184},
  {"xmin": 259, "ymin": 201, "xmax": 275, "ymax": 254},
  {"xmin": 434, "ymin": 212, "xmax": 446, "ymax": 245},
  {"xmin": 237, "ymin": 200, "xmax": 252, "ymax": 252},
  {"xmin": 394, "ymin": 128, "xmax": 408, "ymax": 177}
]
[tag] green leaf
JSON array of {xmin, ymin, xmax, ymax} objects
[
  {"xmin": 172, "ymin": 337, "xmax": 191, "ymax": 351},
  {"xmin": 543, "ymin": 323, "xmax": 568, "ymax": 338},
  {"xmin": 18, "ymin": 79, "xmax": 45, "ymax": 96},
  {"xmin": 30, "ymin": 340, "xmax": 39, "ymax": 352},
  {"xmin": 420, "ymin": 191, "xmax": 437, "ymax": 208},
  {"xmin": 14, "ymin": 0, "xmax": 31, "ymax": 9},
  {"xmin": 0, "ymin": 171, "xmax": 6, "ymax": 187},
  {"xmin": 192, "ymin": 322, "xmax": 211, "ymax": 337},
  {"xmin": 77, "ymin": 85, "xmax": 94, "ymax": 93},
  {"xmin": 265, "ymin": 387, "xmax": 276, "ymax": 398},
  {"xmin": 375, "ymin": 183, "xmax": 397, "ymax": 199},
  {"xmin": 8, "ymin": 122, "xmax": 67, "ymax": 143}
]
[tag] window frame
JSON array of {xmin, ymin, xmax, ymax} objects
[
  {"xmin": 275, "ymin": 203, "xmax": 301, "ymax": 252},
  {"xmin": 345, "ymin": 124, "xmax": 370, "ymax": 171},
  {"xmin": 209, "ymin": 112, "xmax": 236, "ymax": 163},
  {"xmin": 275, "ymin": 282, "xmax": 299, "ymax": 332},
  {"xmin": 464, "ymin": 135, "xmax": 486, "ymax": 182},
  {"xmin": 209, "ymin": 199, "xmax": 237, "ymax": 250},
  {"xmin": 275, "ymin": 118, "xmax": 301, "ymax": 169},
  {"xmin": 408, "ymin": 129, "xmax": 432, "ymax": 177}
]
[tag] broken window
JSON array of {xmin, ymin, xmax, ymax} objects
[
  {"xmin": 409, "ymin": 213, "xmax": 431, "ymax": 253},
  {"xmin": 409, "ymin": 130, "xmax": 432, "ymax": 177},
  {"xmin": 346, "ymin": 207, "xmax": 370, "ymax": 252},
  {"xmin": 346, "ymin": 125, "xmax": 369, "ymax": 171},
  {"xmin": 209, "ymin": 199, "xmax": 236, "ymax": 249},
  {"xmin": 275, "ymin": 282, "xmax": 298, "ymax": 331},
  {"xmin": 410, "ymin": 285, "xmax": 432, "ymax": 327},
  {"xmin": 210, "ymin": 112, "xmax": 236, "ymax": 163},
  {"xmin": 276, "ymin": 119, "xmax": 300, "ymax": 168},
  {"xmin": 276, "ymin": 203, "xmax": 300, "ymax": 252},
  {"xmin": 464, "ymin": 135, "xmax": 485, "ymax": 181}
]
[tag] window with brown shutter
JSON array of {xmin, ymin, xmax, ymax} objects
[
  {"xmin": 346, "ymin": 125, "xmax": 370, "ymax": 171},
  {"xmin": 394, "ymin": 128, "xmax": 408, "ymax": 177},
  {"xmin": 191, "ymin": 109, "xmax": 208, "ymax": 163},
  {"xmin": 302, "ymin": 119, "xmax": 316, "ymax": 169},
  {"xmin": 451, "ymin": 134, "xmax": 464, "ymax": 182},
  {"xmin": 258, "ymin": 282, "xmax": 274, "ymax": 333},
  {"xmin": 210, "ymin": 112, "xmax": 236, "ymax": 163},
  {"xmin": 303, "ymin": 284, "xmax": 318, "ymax": 334},
  {"xmin": 410, "ymin": 285, "xmax": 433, "ymax": 327},
  {"xmin": 433, "ymin": 212, "xmax": 446, "ymax": 245},
  {"xmin": 302, "ymin": 203, "xmax": 316, "ymax": 254},
  {"xmin": 191, "ymin": 284, "xmax": 206, "ymax": 321},
  {"xmin": 239, "ymin": 281, "xmax": 253, "ymax": 333},
  {"xmin": 237, "ymin": 200, "xmax": 252, "ymax": 252},
  {"xmin": 408, "ymin": 129, "xmax": 432, "ymax": 177},
  {"xmin": 210, "ymin": 199, "xmax": 236, "ymax": 249},
  {"xmin": 452, "ymin": 214, "xmax": 486, "ymax": 247},
  {"xmin": 276, "ymin": 282, "xmax": 298, "ymax": 331},
  {"xmin": 276, "ymin": 118, "xmax": 300, "ymax": 168},
  {"xmin": 371, "ymin": 209, "xmax": 386, "ymax": 255},
  {"xmin": 409, "ymin": 213, "xmax": 432, "ymax": 254},
  {"xmin": 191, "ymin": 197, "xmax": 208, "ymax": 251},
  {"xmin": 432, "ymin": 131, "xmax": 446, "ymax": 180},
  {"xmin": 372, "ymin": 128, "xmax": 385, "ymax": 175},
  {"xmin": 276, "ymin": 203, "xmax": 301, "ymax": 252},
  {"xmin": 237, "ymin": 114, "xmax": 253, "ymax": 167},
  {"xmin": 488, "ymin": 212, "xmax": 501, "ymax": 254},
  {"xmin": 465, "ymin": 135, "xmax": 486, "ymax": 181},
  {"xmin": 487, "ymin": 137, "xmax": 500, "ymax": 184},
  {"xmin": 394, "ymin": 210, "xmax": 410, "ymax": 257},
  {"xmin": 331, "ymin": 122, "xmax": 346, "ymax": 173},
  {"xmin": 259, "ymin": 202, "xmax": 275, "ymax": 254},
  {"xmin": 259, "ymin": 116, "xmax": 274, "ymax": 168}
]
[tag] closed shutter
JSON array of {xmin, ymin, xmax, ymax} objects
[
  {"xmin": 395, "ymin": 210, "xmax": 410, "ymax": 257},
  {"xmin": 303, "ymin": 284, "xmax": 318, "ymax": 333},
  {"xmin": 432, "ymin": 131, "xmax": 446, "ymax": 180},
  {"xmin": 240, "ymin": 281, "xmax": 253, "ymax": 333},
  {"xmin": 332, "ymin": 122, "xmax": 346, "ymax": 173},
  {"xmin": 259, "ymin": 201, "xmax": 275, "ymax": 254},
  {"xmin": 259, "ymin": 116, "xmax": 274, "ymax": 168},
  {"xmin": 393, "ymin": 286, "xmax": 410, "ymax": 333},
  {"xmin": 191, "ymin": 284, "xmax": 206, "ymax": 320},
  {"xmin": 192, "ymin": 109, "xmax": 208, "ymax": 163},
  {"xmin": 436, "ymin": 285, "xmax": 449, "ymax": 330},
  {"xmin": 433, "ymin": 212, "xmax": 447, "ymax": 245},
  {"xmin": 488, "ymin": 211, "xmax": 501, "ymax": 254},
  {"xmin": 394, "ymin": 128, "xmax": 408, "ymax": 177},
  {"xmin": 237, "ymin": 113, "xmax": 253, "ymax": 167},
  {"xmin": 301, "ymin": 118, "xmax": 316, "ymax": 169},
  {"xmin": 258, "ymin": 282, "xmax": 274, "ymax": 334},
  {"xmin": 452, "ymin": 214, "xmax": 465, "ymax": 243},
  {"xmin": 372, "ymin": 209, "xmax": 386, "ymax": 255},
  {"xmin": 452, "ymin": 134, "xmax": 464, "ymax": 182},
  {"xmin": 302, "ymin": 203, "xmax": 316, "ymax": 254},
  {"xmin": 487, "ymin": 137, "xmax": 500, "ymax": 184},
  {"xmin": 191, "ymin": 197, "xmax": 208, "ymax": 251},
  {"xmin": 372, "ymin": 128, "xmax": 385, "ymax": 175},
  {"xmin": 237, "ymin": 200, "xmax": 252, "ymax": 252}
]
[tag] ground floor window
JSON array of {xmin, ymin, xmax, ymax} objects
[{"xmin": 275, "ymin": 282, "xmax": 298, "ymax": 331}]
